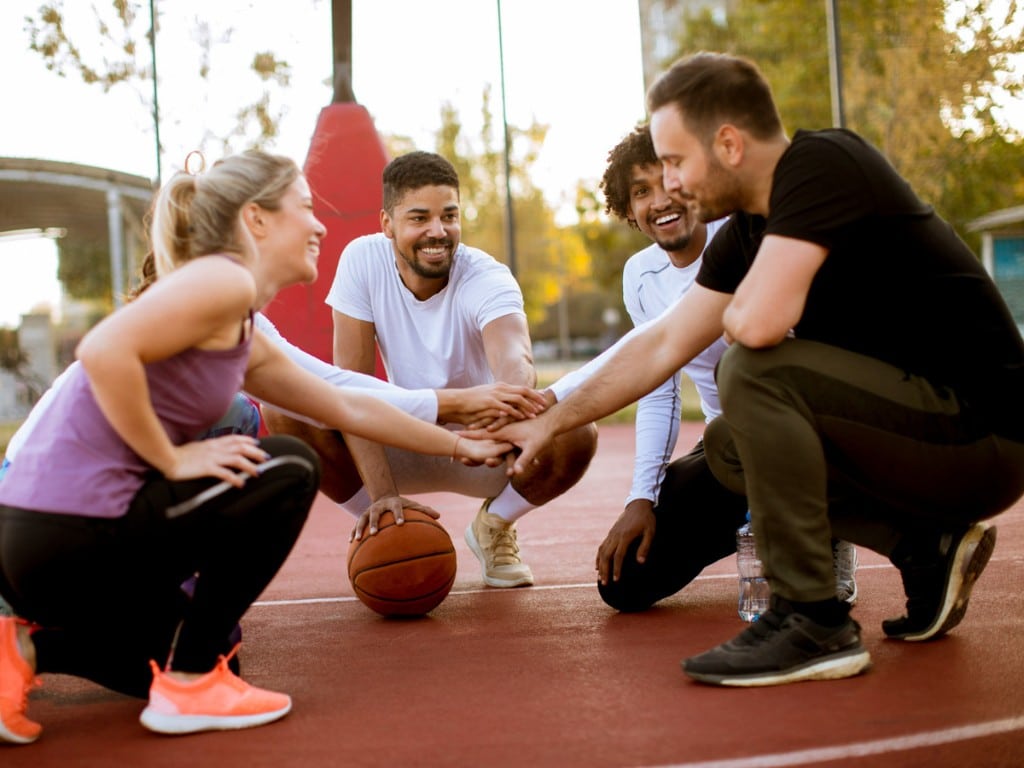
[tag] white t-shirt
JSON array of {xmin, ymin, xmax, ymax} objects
[
  {"xmin": 326, "ymin": 233, "xmax": 525, "ymax": 390},
  {"xmin": 549, "ymin": 218, "xmax": 729, "ymax": 506}
]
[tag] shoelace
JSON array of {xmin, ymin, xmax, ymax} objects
[
  {"xmin": 217, "ymin": 644, "xmax": 242, "ymax": 669},
  {"xmin": 738, "ymin": 610, "xmax": 787, "ymax": 645},
  {"xmin": 490, "ymin": 527, "xmax": 521, "ymax": 565},
  {"xmin": 156, "ymin": 643, "xmax": 241, "ymax": 678}
]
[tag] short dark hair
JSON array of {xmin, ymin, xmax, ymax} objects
[
  {"xmin": 382, "ymin": 151, "xmax": 460, "ymax": 213},
  {"xmin": 647, "ymin": 52, "xmax": 784, "ymax": 145},
  {"xmin": 600, "ymin": 124, "xmax": 658, "ymax": 223}
]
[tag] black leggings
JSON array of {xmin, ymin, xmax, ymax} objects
[
  {"xmin": 597, "ymin": 440, "xmax": 748, "ymax": 612},
  {"xmin": 0, "ymin": 435, "xmax": 319, "ymax": 698}
]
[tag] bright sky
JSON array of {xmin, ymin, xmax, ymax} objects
[{"xmin": 0, "ymin": 0, "xmax": 646, "ymax": 328}]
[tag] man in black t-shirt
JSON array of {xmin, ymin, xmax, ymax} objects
[{"xmin": 487, "ymin": 52, "xmax": 1024, "ymax": 687}]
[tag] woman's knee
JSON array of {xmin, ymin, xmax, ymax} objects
[{"xmin": 258, "ymin": 435, "xmax": 322, "ymax": 499}]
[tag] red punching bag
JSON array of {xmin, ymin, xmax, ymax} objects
[{"xmin": 262, "ymin": 102, "xmax": 390, "ymax": 366}]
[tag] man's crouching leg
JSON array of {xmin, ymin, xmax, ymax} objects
[{"xmin": 261, "ymin": 406, "xmax": 364, "ymax": 504}]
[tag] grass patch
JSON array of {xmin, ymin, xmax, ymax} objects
[
  {"xmin": 536, "ymin": 362, "xmax": 704, "ymax": 425},
  {"xmin": 0, "ymin": 421, "xmax": 21, "ymax": 458}
]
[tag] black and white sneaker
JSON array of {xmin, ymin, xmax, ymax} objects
[
  {"xmin": 682, "ymin": 602, "xmax": 871, "ymax": 687},
  {"xmin": 883, "ymin": 522, "xmax": 997, "ymax": 642}
]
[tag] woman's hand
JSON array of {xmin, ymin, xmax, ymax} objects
[
  {"xmin": 165, "ymin": 435, "xmax": 269, "ymax": 486},
  {"xmin": 439, "ymin": 383, "xmax": 548, "ymax": 427},
  {"xmin": 454, "ymin": 434, "xmax": 515, "ymax": 468}
]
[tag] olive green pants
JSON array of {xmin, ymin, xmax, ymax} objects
[{"xmin": 704, "ymin": 339, "xmax": 1024, "ymax": 602}]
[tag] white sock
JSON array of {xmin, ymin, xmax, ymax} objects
[
  {"xmin": 486, "ymin": 483, "xmax": 536, "ymax": 523},
  {"xmin": 340, "ymin": 487, "xmax": 370, "ymax": 518}
]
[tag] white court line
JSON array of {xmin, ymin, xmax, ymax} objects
[
  {"xmin": 252, "ymin": 563, "xmax": 896, "ymax": 608},
  {"xmin": 252, "ymin": 560, "xmax": 1019, "ymax": 763},
  {"xmin": 252, "ymin": 581, "xmax": 597, "ymax": 607},
  {"xmin": 636, "ymin": 715, "xmax": 1024, "ymax": 768}
]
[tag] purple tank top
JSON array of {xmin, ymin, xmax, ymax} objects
[{"xmin": 0, "ymin": 336, "xmax": 251, "ymax": 518}]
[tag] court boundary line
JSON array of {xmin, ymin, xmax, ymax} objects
[
  {"xmin": 252, "ymin": 563, "xmax": 898, "ymax": 608},
  {"xmin": 639, "ymin": 714, "xmax": 1024, "ymax": 768},
  {"xmin": 250, "ymin": 559, "xmax": 1021, "ymax": 765}
]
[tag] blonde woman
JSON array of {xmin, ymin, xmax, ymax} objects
[{"xmin": 0, "ymin": 150, "xmax": 511, "ymax": 743}]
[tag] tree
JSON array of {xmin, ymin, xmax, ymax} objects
[
  {"xmin": 431, "ymin": 89, "xmax": 596, "ymax": 328},
  {"xmin": 671, "ymin": 0, "xmax": 1024, "ymax": 246},
  {"xmin": 0, "ymin": 328, "xmax": 47, "ymax": 402},
  {"xmin": 26, "ymin": 1, "xmax": 291, "ymax": 153},
  {"xmin": 24, "ymin": 1, "xmax": 292, "ymax": 303}
]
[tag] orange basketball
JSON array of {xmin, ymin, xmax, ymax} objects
[{"xmin": 346, "ymin": 508, "xmax": 457, "ymax": 617}]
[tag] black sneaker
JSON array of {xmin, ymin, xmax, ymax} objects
[
  {"xmin": 682, "ymin": 607, "xmax": 871, "ymax": 687},
  {"xmin": 883, "ymin": 522, "xmax": 997, "ymax": 642}
]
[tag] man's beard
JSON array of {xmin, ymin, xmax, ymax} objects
[
  {"xmin": 400, "ymin": 240, "xmax": 453, "ymax": 279},
  {"xmin": 654, "ymin": 231, "xmax": 693, "ymax": 252}
]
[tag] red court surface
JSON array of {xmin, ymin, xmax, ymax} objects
[{"xmin": 8, "ymin": 423, "xmax": 1024, "ymax": 767}]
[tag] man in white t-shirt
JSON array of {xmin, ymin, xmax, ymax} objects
[
  {"xmin": 264, "ymin": 151, "xmax": 598, "ymax": 588},
  {"xmin": 549, "ymin": 125, "xmax": 857, "ymax": 610}
]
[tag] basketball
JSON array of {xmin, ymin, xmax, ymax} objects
[{"xmin": 347, "ymin": 508, "xmax": 457, "ymax": 617}]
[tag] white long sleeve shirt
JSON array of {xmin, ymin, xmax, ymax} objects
[{"xmin": 549, "ymin": 218, "xmax": 729, "ymax": 506}]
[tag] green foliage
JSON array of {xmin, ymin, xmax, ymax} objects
[
  {"xmin": 57, "ymin": 239, "xmax": 113, "ymax": 306},
  {"xmin": 27, "ymin": 1, "xmax": 142, "ymax": 91},
  {"xmin": 0, "ymin": 421, "xmax": 21, "ymax": 458},
  {"xmin": 571, "ymin": 180, "xmax": 649, "ymax": 297},
  {"xmin": 427, "ymin": 90, "xmax": 659, "ymax": 343},
  {"xmin": 23, "ymin": 1, "xmax": 296, "ymax": 303},
  {"xmin": 671, "ymin": 0, "xmax": 1024, "ymax": 244},
  {"xmin": 0, "ymin": 329, "xmax": 47, "ymax": 401},
  {"xmin": 432, "ymin": 89, "xmax": 589, "ymax": 326},
  {"xmin": 0, "ymin": 328, "xmax": 26, "ymax": 373}
]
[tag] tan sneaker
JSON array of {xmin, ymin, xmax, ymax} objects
[{"xmin": 465, "ymin": 501, "xmax": 534, "ymax": 588}]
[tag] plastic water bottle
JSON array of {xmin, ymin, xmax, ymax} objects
[{"xmin": 737, "ymin": 513, "xmax": 770, "ymax": 622}]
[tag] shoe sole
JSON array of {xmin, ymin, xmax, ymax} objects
[
  {"xmin": 840, "ymin": 585, "xmax": 858, "ymax": 606},
  {"xmin": 463, "ymin": 525, "xmax": 534, "ymax": 588},
  {"xmin": 139, "ymin": 701, "xmax": 291, "ymax": 735},
  {"xmin": 0, "ymin": 721, "xmax": 39, "ymax": 745},
  {"xmin": 890, "ymin": 523, "xmax": 997, "ymax": 642},
  {"xmin": 683, "ymin": 647, "xmax": 872, "ymax": 687}
]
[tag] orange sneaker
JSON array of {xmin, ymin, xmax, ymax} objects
[
  {"xmin": 0, "ymin": 617, "xmax": 42, "ymax": 745},
  {"xmin": 139, "ymin": 646, "xmax": 291, "ymax": 735}
]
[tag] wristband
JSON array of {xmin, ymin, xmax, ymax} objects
[{"xmin": 451, "ymin": 435, "xmax": 463, "ymax": 463}]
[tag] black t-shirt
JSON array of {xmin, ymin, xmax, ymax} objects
[{"xmin": 699, "ymin": 128, "xmax": 1024, "ymax": 439}]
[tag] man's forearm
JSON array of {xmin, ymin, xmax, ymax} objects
[{"xmin": 346, "ymin": 434, "xmax": 398, "ymax": 501}]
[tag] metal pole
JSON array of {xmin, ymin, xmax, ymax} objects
[
  {"xmin": 331, "ymin": 0, "xmax": 355, "ymax": 103},
  {"xmin": 825, "ymin": 0, "xmax": 846, "ymax": 128},
  {"xmin": 148, "ymin": 0, "xmax": 162, "ymax": 184},
  {"xmin": 107, "ymin": 188, "xmax": 125, "ymax": 308},
  {"xmin": 496, "ymin": 0, "xmax": 517, "ymax": 278}
]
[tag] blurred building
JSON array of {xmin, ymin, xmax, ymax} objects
[
  {"xmin": 0, "ymin": 158, "xmax": 153, "ymax": 422},
  {"xmin": 0, "ymin": 311, "xmax": 56, "ymax": 421},
  {"xmin": 968, "ymin": 205, "xmax": 1024, "ymax": 334}
]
